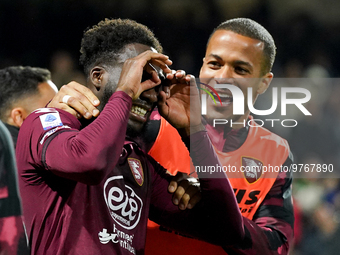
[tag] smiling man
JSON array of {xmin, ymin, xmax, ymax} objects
[
  {"xmin": 200, "ymin": 28, "xmax": 273, "ymax": 128},
  {"xmin": 42, "ymin": 18, "xmax": 294, "ymax": 255},
  {"xmin": 146, "ymin": 18, "xmax": 294, "ymax": 255},
  {"xmin": 15, "ymin": 19, "xmax": 244, "ymax": 255}
]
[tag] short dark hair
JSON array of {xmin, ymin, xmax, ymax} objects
[
  {"xmin": 211, "ymin": 18, "xmax": 276, "ymax": 74},
  {"xmin": 80, "ymin": 18, "xmax": 163, "ymax": 74},
  {"xmin": 0, "ymin": 66, "xmax": 51, "ymax": 120}
]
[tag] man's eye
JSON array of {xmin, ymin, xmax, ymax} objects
[
  {"xmin": 235, "ymin": 66, "xmax": 249, "ymax": 74},
  {"xmin": 208, "ymin": 61, "xmax": 221, "ymax": 68}
]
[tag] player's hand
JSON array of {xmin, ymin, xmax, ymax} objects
[
  {"xmin": 168, "ymin": 172, "xmax": 201, "ymax": 210},
  {"xmin": 116, "ymin": 50, "xmax": 172, "ymax": 100},
  {"xmin": 157, "ymin": 70, "xmax": 202, "ymax": 133},
  {"xmin": 47, "ymin": 81, "xmax": 100, "ymax": 119}
]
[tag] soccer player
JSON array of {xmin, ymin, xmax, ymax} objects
[
  {"xmin": 145, "ymin": 18, "xmax": 294, "ymax": 255},
  {"xmin": 16, "ymin": 19, "xmax": 244, "ymax": 255},
  {"xmin": 58, "ymin": 18, "xmax": 294, "ymax": 255},
  {"xmin": 0, "ymin": 66, "xmax": 58, "ymax": 146},
  {"xmin": 0, "ymin": 121, "xmax": 28, "ymax": 255},
  {"xmin": 0, "ymin": 66, "xmax": 57, "ymax": 255}
]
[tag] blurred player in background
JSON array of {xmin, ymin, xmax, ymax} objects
[{"xmin": 0, "ymin": 66, "xmax": 57, "ymax": 255}]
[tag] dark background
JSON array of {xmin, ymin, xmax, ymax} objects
[
  {"xmin": 1, "ymin": 0, "xmax": 339, "ymax": 77},
  {"xmin": 1, "ymin": 1, "xmax": 340, "ymax": 254}
]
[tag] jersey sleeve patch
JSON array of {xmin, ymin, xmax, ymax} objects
[{"xmin": 39, "ymin": 112, "xmax": 63, "ymax": 131}]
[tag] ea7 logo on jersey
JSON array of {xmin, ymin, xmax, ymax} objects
[
  {"xmin": 127, "ymin": 158, "xmax": 144, "ymax": 186},
  {"xmin": 242, "ymin": 157, "xmax": 263, "ymax": 183},
  {"xmin": 104, "ymin": 176, "xmax": 143, "ymax": 230}
]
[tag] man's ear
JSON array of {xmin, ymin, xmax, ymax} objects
[
  {"xmin": 90, "ymin": 66, "xmax": 106, "ymax": 91},
  {"xmin": 8, "ymin": 107, "xmax": 29, "ymax": 128},
  {"xmin": 257, "ymin": 72, "xmax": 273, "ymax": 95}
]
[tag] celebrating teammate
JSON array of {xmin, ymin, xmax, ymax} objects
[
  {"xmin": 0, "ymin": 66, "xmax": 57, "ymax": 255},
  {"xmin": 145, "ymin": 18, "xmax": 294, "ymax": 255},
  {"xmin": 16, "ymin": 19, "xmax": 244, "ymax": 255},
  {"xmin": 57, "ymin": 18, "xmax": 295, "ymax": 255}
]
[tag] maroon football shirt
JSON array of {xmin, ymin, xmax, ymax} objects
[{"xmin": 16, "ymin": 91, "xmax": 243, "ymax": 255}]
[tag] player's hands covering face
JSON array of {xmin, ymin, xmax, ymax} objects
[{"xmin": 158, "ymin": 70, "xmax": 203, "ymax": 134}]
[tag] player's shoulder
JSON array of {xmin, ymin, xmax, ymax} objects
[
  {"xmin": 19, "ymin": 108, "xmax": 80, "ymax": 144},
  {"xmin": 24, "ymin": 108, "xmax": 80, "ymax": 130},
  {"xmin": 26, "ymin": 107, "xmax": 71, "ymax": 121}
]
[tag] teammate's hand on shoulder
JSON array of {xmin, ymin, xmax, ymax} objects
[
  {"xmin": 48, "ymin": 81, "xmax": 100, "ymax": 119},
  {"xmin": 168, "ymin": 172, "xmax": 201, "ymax": 210}
]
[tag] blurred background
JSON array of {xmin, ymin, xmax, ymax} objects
[{"xmin": 1, "ymin": 0, "xmax": 340, "ymax": 254}]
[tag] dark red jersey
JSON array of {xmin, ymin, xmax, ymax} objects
[
  {"xmin": 16, "ymin": 91, "xmax": 244, "ymax": 255},
  {"xmin": 0, "ymin": 121, "xmax": 29, "ymax": 255}
]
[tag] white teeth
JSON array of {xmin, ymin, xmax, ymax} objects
[
  {"xmin": 218, "ymin": 94, "xmax": 232, "ymax": 98},
  {"xmin": 131, "ymin": 105, "xmax": 147, "ymax": 117}
]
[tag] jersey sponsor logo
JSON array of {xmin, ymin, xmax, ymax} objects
[
  {"xmin": 98, "ymin": 228, "xmax": 119, "ymax": 244},
  {"xmin": 242, "ymin": 157, "xmax": 263, "ymax": 183},
  {"xmin": 233, "ymin": 188, "xmax": 260, "ymax": 214},
  {"xmin": 39, "ymin": 112, "xmax": 63, "ymax": 130},
  {"xmin": 127, "ymin": 158, "xmax": 144, "ymax": 186},
  {"xmin": 98, "ymin": 224, "xmax": 136, "ymax": 254},
  {"xmin": 104, "ymin": 176, "xmax": 143, "ymax": 230},
  {"xmin": 39, "ymin": 125, "xmax": 71, "ymax": 144}
]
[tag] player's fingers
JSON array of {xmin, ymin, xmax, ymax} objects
[
  {"xmin": 168, "ymin": 172, "xmax": 189, "ymax": 193},
  {"xmin": 165, "ymin": 70, "xmax": 189, "ymax": 85},
  {"xmin": 149, "ymin": 59, "xmax": 172, "ymax": 75},
  {"xmin": 172, "ymin": 185, "xmax": 188, "ymax": 206},
  {"xmin": 187, "ymin": 192, "xmax": 202, "ymax": 209},
  {"xmin": 168, "ymin": 180, "xmax": 178, "ymax": 194},
  {"xmin": 64, "ymin": 83, "xmax": 100, "ymax": 117},
  {"xmin": 67, "ymin": 81, "xmax": 100, "ymax": 107},
  {"xmin": 178, "ymin": 193, "xmax": 191, "ymax": 210},
  {"xmin": 157, "ymin": 90, "xmax": 169, "ymax": 118},
  {"xmin": 178, "ymin": 179, "xmax": 200, "ymax": 209},
  {"xmin": 65, "ymin": 96, "xmax": 95, "ymax": 119},
  {"xmin": 134, "ymin": 50, "xmax": 172, "ymax": 76},
  {"xmin": 176, "ymin": 72, "xmax": 192, "ymax": 85},
  {"xmin": 58, "ymin": 84, "xmax": 100, "ymax": 119},
  {"xmin": 140, "ymin": 78, "xmax": 161, "ymax": 94},
  {"xmin": 165, "ymin": 69, "xmax": 176, "ymax": 80},
  {"xmin": 175, "ymin": 70, "xmax": 186, "ymax": 79},
  {"xmin": 137, "ymin": 51, "xmax": 172, "ymax": 68},
  {"xmin": 187, "ymin": 74, "xmax": 197, "ymax": 87},
  {"xmin": 52, "ymin": 102, "xmax": 80, "ymax": 119},
  {"xmin": 163, "ymin": 86, "xmax": 170, "ymax": 97}
]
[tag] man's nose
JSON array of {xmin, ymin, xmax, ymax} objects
[
  {"xmin": 214, "ymin": 66, "xmax": 234, "ymax": 84},
  {"xmin": 139, "ymin": 87, "xmax": 158, "ymax": 103}
]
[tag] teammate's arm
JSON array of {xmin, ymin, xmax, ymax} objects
[
  {"xmin": 148, "ymin": 131, "xmax": 245, "ymax": 246},
  {"xmin": 224, "ymin": 155, "xmax": 294, "ymax": 255}
]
